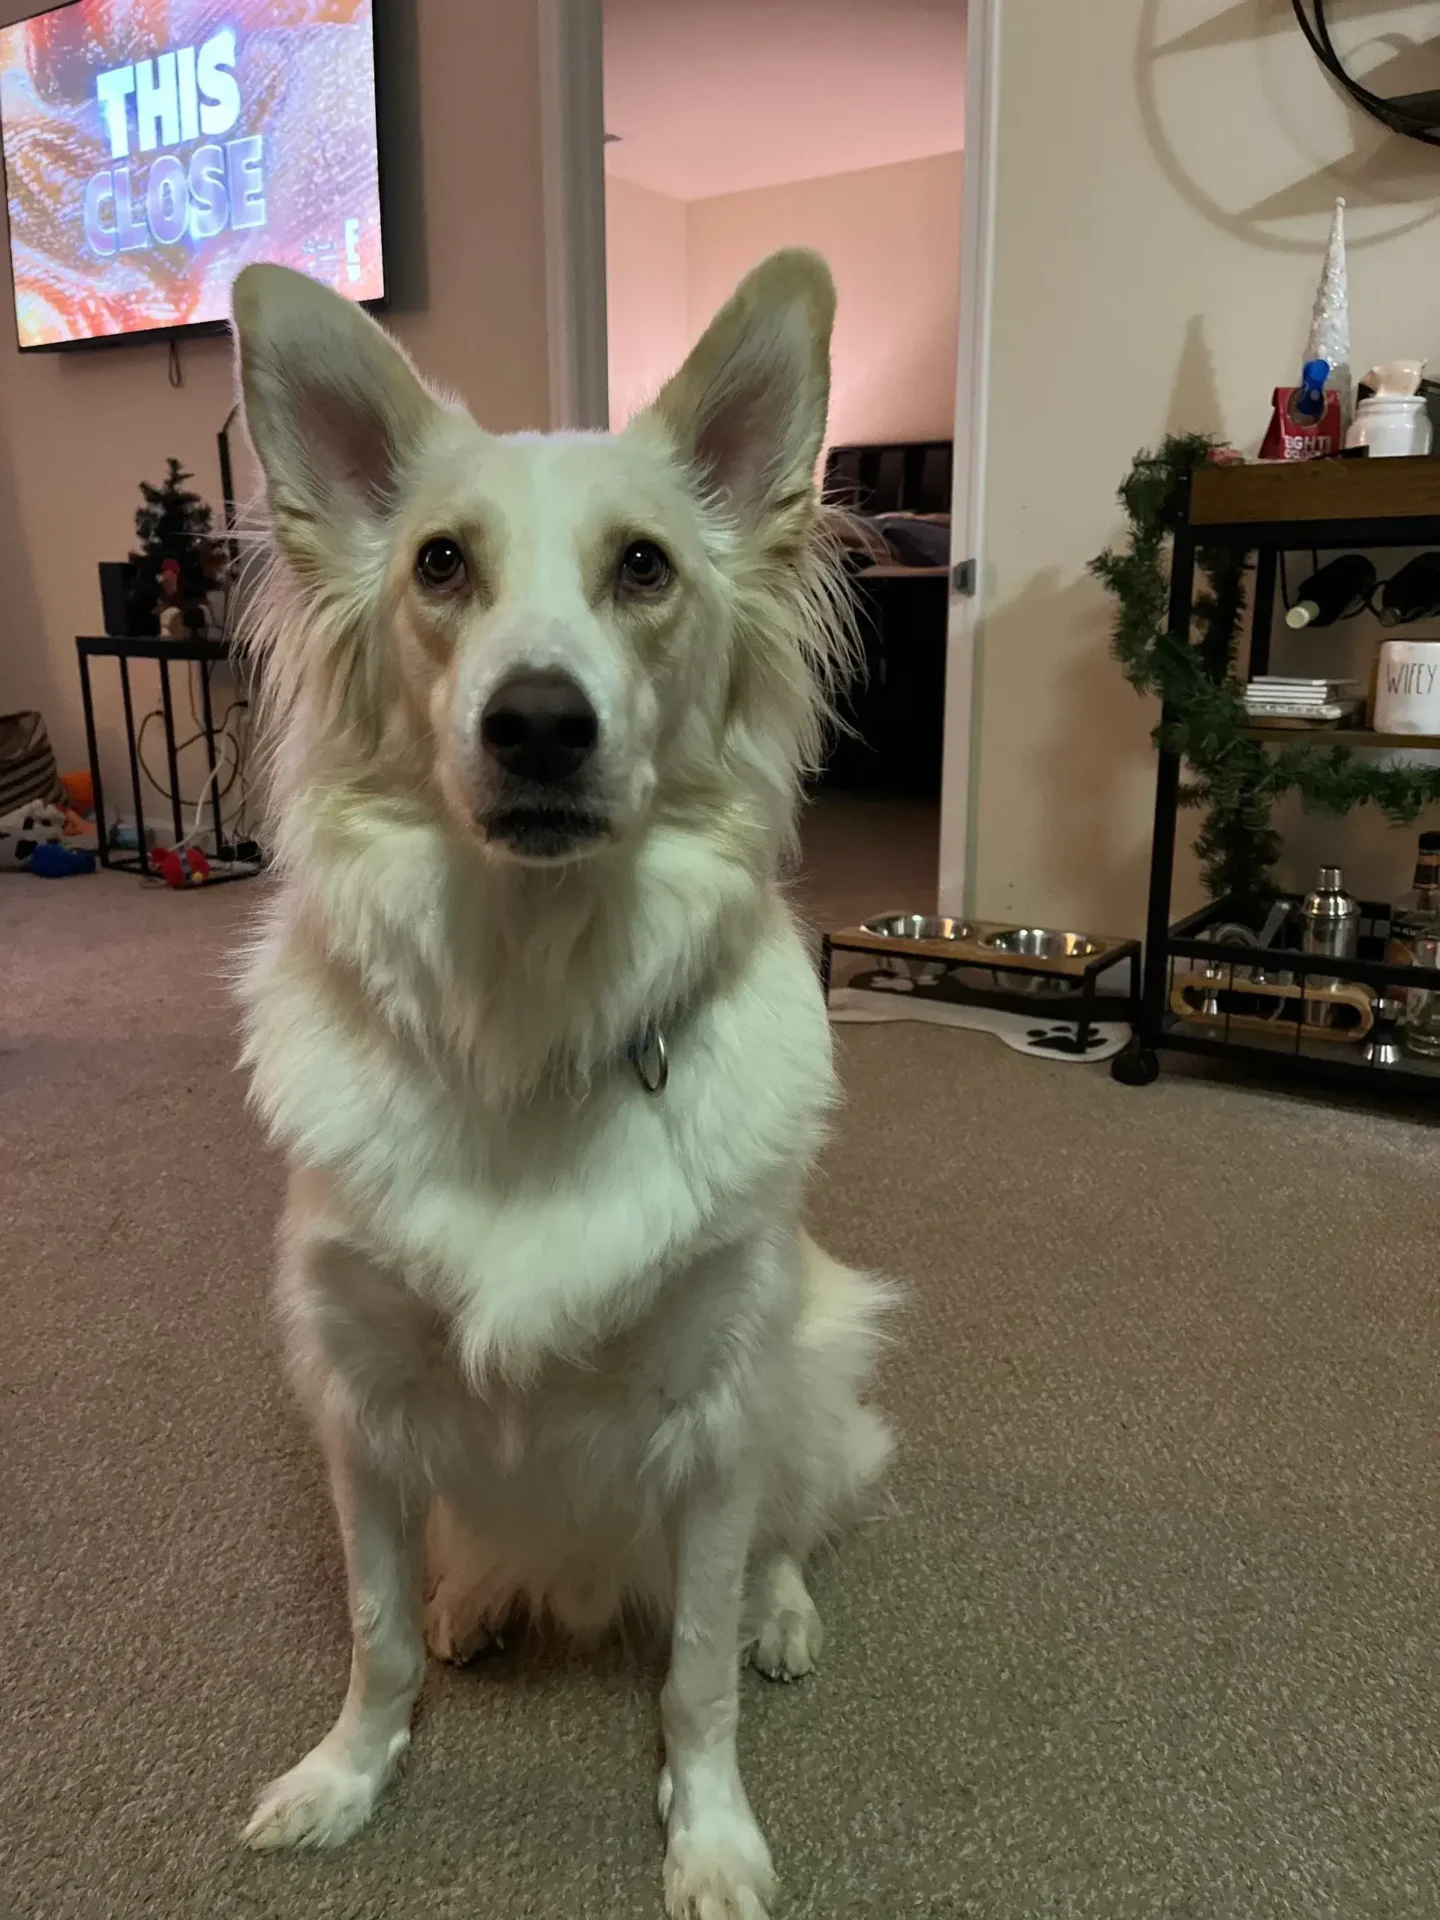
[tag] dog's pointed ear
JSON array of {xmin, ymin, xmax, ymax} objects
[
  {"xmin": 231, "ymin": 264, "xmax": 438, "ymax": 575},
  {"xmin": 643, "ymin": 248, "xmax": 835, "ymax": 529}
]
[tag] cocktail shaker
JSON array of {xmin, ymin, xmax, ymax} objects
[{"xmin": 1299, "ymin": 866, "xmax": 1359, "ymax": 1028}]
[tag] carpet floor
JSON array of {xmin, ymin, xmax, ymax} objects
[{"xmin": 4, "ymin": 799, "xmax": 1439, "ymax": 1919}]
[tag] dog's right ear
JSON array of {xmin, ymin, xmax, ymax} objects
[
  {"xmin": 642, "ymin": 248, "xmax": 835, "ymax": 537},
  {"xmin": 231, "ymin": 265, "xmax": 438, "ymax": 581}
]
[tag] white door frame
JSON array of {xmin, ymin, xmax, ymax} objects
[
  {"xmin": 541, "ymin": 0, "xmax": 996, "ymax": 892},
  {"xmin": 938, "ymin": 0, "xmax": 1000, "ymax": 916},
  {"xmin": 538, "ymin": 0, "xmax": 609, "ymax": 430}
]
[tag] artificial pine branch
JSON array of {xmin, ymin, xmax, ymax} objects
[{"xmin": 1092, "ymin": 434, "xmax": 1440, "ymax": 903}]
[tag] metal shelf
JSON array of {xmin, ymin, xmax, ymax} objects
[
  {"xmin": 1157, "ymin": 1018, "xmax": 1440, "ymax": 1095},
  {"xmin": 1119, "ymin": 468, "xmax": 1440, "ymax": 1094}
]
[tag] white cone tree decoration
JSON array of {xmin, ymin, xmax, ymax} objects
[{"xmin": 1306, "ymin": 197, "xmax": 1350, "ymax": 420}]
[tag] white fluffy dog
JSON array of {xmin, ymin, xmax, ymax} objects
[{"xmin": 231, "ymin": 248, "xmax": 894, "ymax": 1920}]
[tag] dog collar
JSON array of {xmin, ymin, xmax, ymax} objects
[{"xmin": 626, "ymin": 1022, "xmax": 669, "ymax": 1095}]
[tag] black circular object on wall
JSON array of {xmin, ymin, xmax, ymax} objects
[{"xmin": 1294, "ymin": 0, "xmax": 1440, "ymax": 146}]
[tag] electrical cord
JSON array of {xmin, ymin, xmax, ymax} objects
[
  {"xmin": 136, "ymin": 704, "xmax": 246, "ymax": 805},
  {"xmin": 139, "ymin": 733, "xmax": 261, "ymax": 883},
  {"xmin": 1291, "ymin": 1, "xmax": 1440, "ymax": 147},
  {"xmin": 173, "ymin": 735, "xmax": 232, "ymax": 852},
  {"xmin": 133, "ymin": 697, "xmax": 254, "ymax": 860}
]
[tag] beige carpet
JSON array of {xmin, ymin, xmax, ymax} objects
[{"xmin": 4, "ymin": 800, "xmax": 1440, "ymax": 1919}]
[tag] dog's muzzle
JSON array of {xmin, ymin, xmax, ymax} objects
[{"xmin": 478, "ymin": 669, "xmax": 610, "ymax": 860}]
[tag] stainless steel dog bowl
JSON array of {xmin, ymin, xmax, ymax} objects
[
  {"xmin": 859, "ymin": 913, "xmax": 976, "ymax": 984},
  {"xmin": 980, "ymin": 927, "xmax": 1103, "ymax": 962},
  {"xmin": 861, "ymin": 913, "xmax": 976, "ymax": 942},
  {"xmin": 979, "ymin": 926, "xmax": 1103, "ymax": 993}
]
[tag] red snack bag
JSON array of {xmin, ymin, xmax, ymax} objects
[{"xmin": 1259, "ymin": 387, "xmax": 1342, "ymax": 462}]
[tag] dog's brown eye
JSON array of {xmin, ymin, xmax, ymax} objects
[
  {"xmin": 617, "ymin": 539, "xmax": 670, "ymax": 594},
  {"xmin": 416, "ymin": 536, "xmax": 466, "ymax": 593}
]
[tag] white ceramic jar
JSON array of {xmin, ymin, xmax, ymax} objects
[
  {"xmin": 1374, "ymin": 639, "xmax": 1440, "ymax": 733},
  {"xmin": 1345, "ymin": 395, "xmax": 1433, "ymax": 458}
]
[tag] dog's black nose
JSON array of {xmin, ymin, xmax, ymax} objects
[{"xmin": 480, "ymin": 671, "xmax": 598, "ymax": 784}]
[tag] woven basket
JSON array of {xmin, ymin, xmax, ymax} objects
[{"xmin": 0, "ymin": 711, "xmax": 64, "ymax": 818}]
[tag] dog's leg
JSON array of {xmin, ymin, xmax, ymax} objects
[
  {"xmin": 744, "ymin": 1550, "xmax": 823, "ymax": 1682},
  {"xmin": 659, "ymin": 1468, "xmax": 775, "ymax": 1920},
  {"xmin": 244, "ymin": 1434, "xmax": 424, "ymax": 1850}
]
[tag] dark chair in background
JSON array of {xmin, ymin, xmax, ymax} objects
[{"xmin": 820, "ymin": 440, "xmax": 951, "ymax": 797}]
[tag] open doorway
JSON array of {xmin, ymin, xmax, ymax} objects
[{"xmin": 601, "ymin": 0, "xmax": 969, "ymax": 933}]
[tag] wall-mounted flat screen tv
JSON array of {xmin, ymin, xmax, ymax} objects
[{"xmin": 0, "ymin": 0, "xmax": 384, "ymax": 350}]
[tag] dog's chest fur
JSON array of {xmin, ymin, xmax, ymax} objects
[
  {"xmin": 287, "ymin": 1193, "xmax": 796, "ymax": 1557},
  {"xmin": 252, "ymin": 876, "xmax": 834, "ymax": 1391}
]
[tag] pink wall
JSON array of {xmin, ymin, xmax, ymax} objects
[
  {"xmin": 606, "ymin": 151, "xmax": 964, "ymax": 448},
  {"xmin": 686, "ymin": 151, "xmax": 963, "ymax": 447},
  {"xmin": 604, "ymin": 174, "xmax": 689, "ymax": 430}
]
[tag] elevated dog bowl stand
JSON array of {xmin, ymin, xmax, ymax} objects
[{"xmin": 822, "ymin": 922, "xmax": 1141, "ymax": 1058}]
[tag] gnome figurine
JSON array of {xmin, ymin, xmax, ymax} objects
[{"xmin": 1307, "ymin": 197, "xmax": 1351, "ymax": 425}]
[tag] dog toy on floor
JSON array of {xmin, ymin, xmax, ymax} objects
[
  {"xmin": 0, "ymin": 799, "xmax": 70, "ymax": 870},
  {"xmin": 151, "ymin": 845, "xmax": 211, "ymax": 888},
  {"xmin": 30, "ymin": 843, "xmax": 96, "ymax": 877}
]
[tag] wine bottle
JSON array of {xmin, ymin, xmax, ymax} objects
[
  {"xmin": 1389, "ymin": 831, "xmax": 1440, "ymax": 1056},
  {"xmin": 1379, "ymin": 552, "xmax": 1440, "ymax": 627},
  {"xmin": 1285, "ymin": 554, "xmax": 1377, "ymax": 630},
  {"xmin": 1389, "ymin": 830, "xmax": 1440, "ymax": 962}
]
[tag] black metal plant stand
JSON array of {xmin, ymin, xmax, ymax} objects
[
  {"xmin": 1116, "ymin": 457, "xmax": 1440, "ymax": 1094},
  {"xmin": 76, "ymin": 634, "xmax": 260, "ymax": 884}
]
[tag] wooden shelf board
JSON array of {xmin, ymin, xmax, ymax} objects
[
  {"xmin": 1191, "ymin": 457, "xmax": 1440, "ymax": 528},
  {"xmin": 1241, "ymin": 726, "xmax": 1440, "ymax": 749}
]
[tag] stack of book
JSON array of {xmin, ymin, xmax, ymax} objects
[{"xmin": 1242, "ymin": 677, "xmax": 1363, "ymax": 727}]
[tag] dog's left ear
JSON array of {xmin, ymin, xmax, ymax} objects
[
  {"xmin": 642, "ymin": 248, "xmax": 835, "ymax": 532},
  {"xmin": 231, "ymin": 264, "xmax": 439, "ymax": 582}
]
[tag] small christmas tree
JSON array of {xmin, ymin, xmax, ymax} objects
[{"xmin": 128, "ymin": 458, "xmax": 225, "ymax": 635}]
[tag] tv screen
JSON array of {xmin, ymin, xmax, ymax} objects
[{"xmin": 0, "ymin": 0, "xmax": 383, "ymax": 349}]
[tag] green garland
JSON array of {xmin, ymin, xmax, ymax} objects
[{"xmin": 1091, "ymin": 432, "xmax": 1440, "ymax": 904}]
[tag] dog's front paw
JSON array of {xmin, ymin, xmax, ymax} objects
[
  {"xmin": 748, "ymin": 1599, "xmax": 822, "ymax": 1683},
  {"xmin": 664, "ymin": 1806, "xmax": 776, "ymax": 1920},
  {"xmin": 423, "ymin": 1581, "xmax": 501, "ymax": 1665},
  {"xmin": 743, "ymin": 1554, "xmax": 823, "ymax": 1685},
  {"xmin": 242, "ymin": 1739, "xmax": 404, "ymax": 1851}
]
